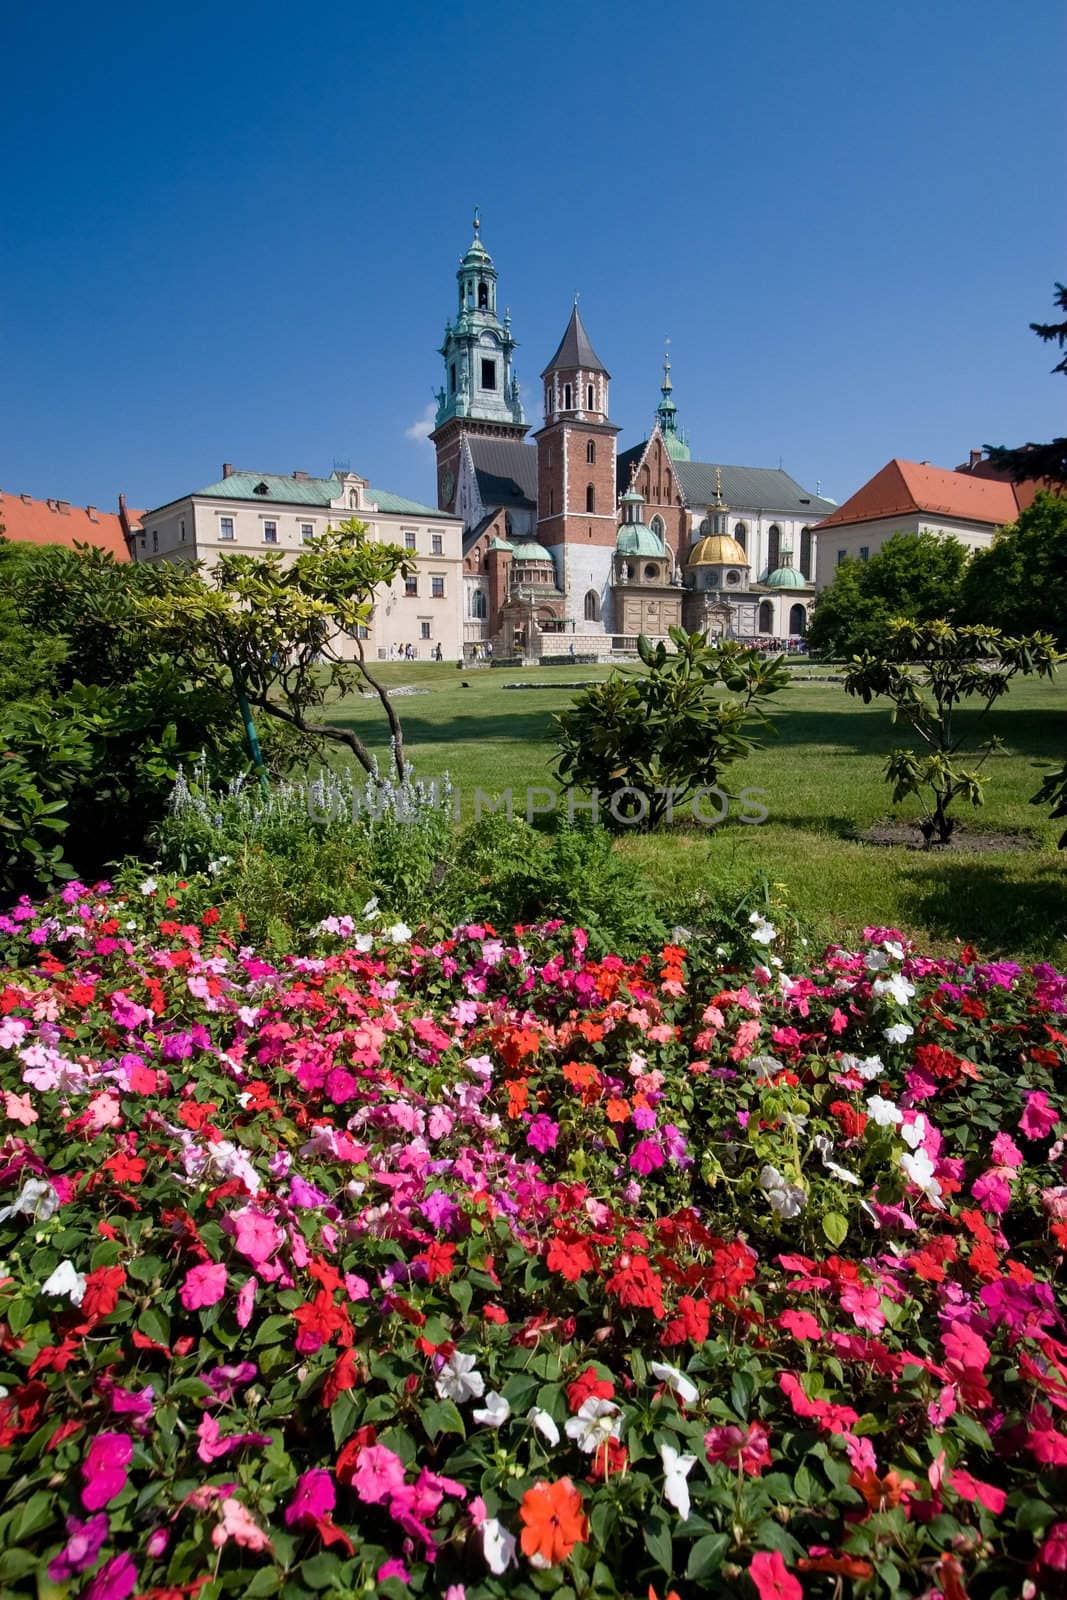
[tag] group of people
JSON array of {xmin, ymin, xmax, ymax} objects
[{"xmin": 387, "ymin": 642, "xmax": 445, "ymax": 661}]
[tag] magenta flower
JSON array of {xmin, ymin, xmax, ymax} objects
[
  {"xmin": 236, "ymin": 1276, "xmax": 257, "ymax": 1327},
  {"xmin": 1019, "ymin": 1091, "xmax": 1058, "ymax": 1140},
  {"xmin": 47, "ymin": 1512, "xmax": 109, "ymax": 1580},
  {"xmin": 629, "ymin": 1138, "xmax": 665, "ymax": 1175},
  {"xmin": 231, "ymin": 1208, "xmax": 282, "ymax": 1267},
  {"xmin": 82, "ymin": 1551, "xmax": 138, "ymax": 1600},
  {"xmin": 351, "ymin": 1445, "xmax": 406, "ymax": 1505},
  {"xmin": 180, "ymin": 1261, "xmax": 228, "ymax": 1311},
  {"xmin": 285, "ymin": 1469, "xmax": 336, "ymax": 1527},
  {"xmin": 196, "ymin": 1413, "xmax": 271, "ymax": 1464},
  {"xmin": 839, "ymin": 1282, "xmax": 885, "ymax": 1333},
  {"xmin": 991, "ymin": 1131, "xmax": 1024, "ymax": 1168},
  {"xmin": 526, "ymin": 1114, "xmax": 559, "ymax": 1154},
  {"xmin": 971, "ymin": 1169, "xmax": 1012, "ymax": 1214},
  {"xmin": 81, "ymin": 1432, "xmax": 132, "ymax": 1511}
]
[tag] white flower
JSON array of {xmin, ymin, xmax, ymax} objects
[
  {"xmin": 387, "ymin": 922, "xmax": 412, "ymax": 944},
  {"xmin": 471, "ymin": 1390, "xmax": 510, "ymax": 1429},
  {"xmin": 435, "ymin": 1351, "xmax": 485, "ymax": 1403},
  {"xmin": 660, "ymin": 1442, "xmax": 697, "ymax": 1523},
  {"xmin": 354, "ymin": 933, "xmax": 374, "ymax": 953},
  {"xmin": 884, "ymin": 1022, "xmax": 914, "ymax": 1044},
  {"xmin": 650, "ymin": 1361, "xmax": 699, "ymax": 1406},
  {"xmin": 900, "ymin": 1114, "xmax": 928, "ymax": 1150},
  {"xmin": 480, "ymin": 1517, "xmax": 517, "ymax": 1575},
  {"xmin": 759, "ymin": 1164, "xmax": 806, "ymax": 1219},
  {"xmin": 873, "ymin": 973, "xmax": 915, "ymax": 1006},
  {"xmin": 527, "ymin": 1406, "xmax": 560, "ymax": 1446},
  {"xmin": 0, "ymin": 1178, "xmax": 59, "ymax": 1225},
  {"xmin": 40, "ymin": 1259, "xmax": 86, "ymax": 1305},
  {"xmin": 564, "ymin": 1396, "xmax": 622, "ymax": 1452},
  {"xmin": 812, "ymin": 1134, "xmax": 860, "ymax": 1185},
  {"xmin": 866, "ymin": 1095, "xmax": 902, "ymax": 1127},
  {"xmin": 362, "ymin": 896, "xmax": 380, "ymax": 919},
  {"xmin": 748, "ymin": 1054, "xmax": 784, "ymax": 1081},
  {"xmin": 749, "ymin": 912, "xmax": 777, "ymax": 946},
  {"xmin": 900, "ymin": 1147, "xmax": 944, "ymax": 1207},
  {"xmin": 139, "ymin": 877, "xmax": 158, "ymax": 895},
  {"xmin": 866, "ymin": 950, "xmax": 890, "ymax": 971}
]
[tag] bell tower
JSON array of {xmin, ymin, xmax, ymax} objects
[
  {"xmin": 535, "ymin": 301, "xmax": 619, "ymax": 551},
  {"xmin": 429, "ymin": 212, "xmax": 528, "ymax": 514}
]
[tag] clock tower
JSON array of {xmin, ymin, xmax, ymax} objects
[{"xmin": 429, "ymin": 213, "xmax": 528, "ymax": 514}]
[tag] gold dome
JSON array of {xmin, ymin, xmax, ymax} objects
[{"xmin": 688, "ymin": 534, "xmax": 748, "ymax": 567}]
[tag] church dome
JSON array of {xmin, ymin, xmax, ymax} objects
[
  {"xmin": 764, "ymin": 564, "xmax": 807, "ymax": 589},
  {"xmin": 689, "ymin": 534, "xmax": 748, "ymax": 567},
  {"xmin": 616, "ymin": 523, "xmax": 665, "ymax": 557},
  {"xmin": 509, "ymin": 539, "xmax": 555, "ymax": 563}
]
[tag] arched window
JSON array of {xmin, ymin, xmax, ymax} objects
[
  {"xmin": 586, "ymin": 384, "xmax": 595, "ymax": 410},
  {"xmin": 478, "ymin": 281, "xmax": 489, "ymax": 309},
  {"xmin": 789, "ymin": 602, "xmax": 807, "ymax": 637},
  {"xmin": 734, "ymin": 521, "xmax": 748, "ymax": 553},
  {"xmin": 767, "ymin": 525, "xmax": 782, "ymax": 571},
  {"xmin": 563, "ymin": 383, "xmax": 573, "ymax": 410},
  {"xmin": 758, "ymin": 599, "xmax": 775, "ymax": 634},
  {"xmin": 349, "ymin": 491, "xmax": 357, "ymax": 509},
  {"xmin": 650, "ymin": 514, "xmax": 665, "ymax": 541},
  {"xmin": 586, "ymin": 440, "xmax": 596, "ymax": 464},
  {"xmin": 584, "ymin": 589, "xmax": 600, "ymax": 622},
  {"xmin": 471, "ymin": 590, "xmax": 487, "ymax": 619},
  {"xmin": 585, "ymin": 484, "xmax": 596, "ymax": 513},
  {"xmin": 800, "ymin": 526, "xmax": 813, "ymax": 579},
  {"xmin": 545, "ymin": 387, "xmax": 553, "ymax": 416}
]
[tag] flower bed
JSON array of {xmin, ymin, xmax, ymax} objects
[{"xmin": 0, "ymin": 887, "xmax": 1064, "ymax": 1598}]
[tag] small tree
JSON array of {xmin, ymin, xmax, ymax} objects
[
  {"xmin": 844, "ymin": 619, "xmax": 1061, "ymax": 847},
  {"xmin": 807, "ymin": 531, "xmax": 969, "ymax": 658},
  {"xmin": 959, "ymin": 492, "xmax": 1067, "ymax": 645},
  {"xmin": 554, "ymin": 628, "xmax": 789, "ymax": 830}
]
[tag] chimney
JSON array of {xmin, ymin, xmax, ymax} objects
[
  {"xmin": 21, "ymin": 493, "xmax": 33, "ymax": 504},
  {"xmin": 969, "ymin": 449, "xmax": 982, "ymax": 468},
  {"xmin": 57, "ymin": 500, "xmax": 71, "ymax": 515},
  {"xmin": 222, "ymin": 463, "xmax": 233, "ymax": 478},
  {"xmin": 118, "ymin": 493, "xmax": 127, "ymax": 512},
  {"xmin": 86, "ymin": 505, "xmax": 99, "ymax": 521},
  {"xmin": 293, "ymin": 470, "xmax": 309, "ymax": 480}
]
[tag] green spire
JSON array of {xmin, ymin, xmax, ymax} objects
[{"xmin": 655, "ymin": 344, "xmax": 690, "ymax": 461}]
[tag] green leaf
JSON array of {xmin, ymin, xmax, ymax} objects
[
  {"xmin": 685, "ymin": 1532, "xmax": 729, "ymax": 1582},
  {"xmin": 643, "ymin": 1509, "xmax": 673, "ymax": 1575},
  {"xmin": 822, "ymin": 1211, "xmax": 849, "ymax": 1248},
  {"xmin": 419, "ymin": 1398, "xmax": 465, "ymax": 1441}
]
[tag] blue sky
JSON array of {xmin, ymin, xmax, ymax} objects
[{"xmin": 2, "ymin": 0, "xmax": 1063, "ymax": 515}]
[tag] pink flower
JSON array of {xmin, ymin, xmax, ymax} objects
[
  {"xmin": 378, "ymin": 1559, "xmax": 411, "ymax": 1583},
  {"xmin": 81, "ymin": 1432, "xmax": 132, "ymax": 1510},
  {"xmin": 526, "ymin": 1114, "xmax": 559, "ymax": 1153},
  {"xmin": 704, "ymin": 1420, "xmax": 772, "ymax": 1475},
  {"xmin": 180, "ymin": 1261, "xmax": 228, "ymax": 1311},
  {"xmin": 236, "ymin": 1276, "xmax": 257, "ymax": 1328},
  {"xmin": 285, "ymin": 1469, "xmax": 336, "ymax": 1527},
  {"xmin": 778, "ymin": 1309, "xmax": 821, "ymax": 1342},
  {"xmin": 971, "ymin": 1170, "xmax": 1012, "ymax": 1214},
  {"xmin": 990, "ymin": 1131, "xmax": 1023, "ymax": 1168},
  {"xmin": 1019, "ymin": 1091, "xmax": 1058, "ymax": 1141},
  {"xmin": 196, "ymin": 1413, "xmax": 271, "ymax": 1464},
  {"xmin": 3, "ymin": 1091, "xmax": 37, "ymax": 1126},
  {"xmin": 1039, "ymin": 1522, "xmax": 1067, "ymax": 1570},
  {"xmin": 749, "ymin": 1548, "xmax": 802, "ymax": 1600},
  {"xmin": 351, "ymin": 1445, "xmax": 407, "ymax": 1506},
  {"xmin": 212, "ymin": 1497, "xmax": 273, "ymax": 1552},
  {"xmin": 48, "ymin": 1513, "xmax": 109, "ymax": 1580},
  {"xmin": 82, "ymin": 1552, "xmax": 138, "ymax": 1600},
  {"xmin": 839, "ymin": 1282, "xmax": 885, "ymax": 1333},
  {"xmin": 948, "ymin": 1468, "xmax": 1006, "ymax": 1514},
  {"xmin": 231, "ymin": 1208, "xmax": 282, "ymax": 1267},
  {"xmin": 629, "ymin": 1138, "xmax": 665, "ymax": 1175}
]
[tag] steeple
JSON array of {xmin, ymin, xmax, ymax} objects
[
  {"xmin": 540, "ymin": 303, "xmax": 610, "ymax": 425},
  {"xmin": 432, "ymin": 214, "xmax": 525, "ymax": 434},
  {"xmin": 655, "ymin": 344, "xmax": 690, "ymax": 462}
]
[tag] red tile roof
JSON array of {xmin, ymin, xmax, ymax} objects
[
  {"xmin": 0, "ymin": 490, "xmax": 135, "ymax": 560},
  {"xmin": 813, "ymin": 459, "xmax": 1021, "ymax": 533}
]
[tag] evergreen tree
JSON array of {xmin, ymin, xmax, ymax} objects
[
  {"xmin": 807, "ymin": 532, "xmax": 969, "ymax": 658},
  {"xmin": 985, "ymin": 282, "xmax": 1067, "ymax": 484}
]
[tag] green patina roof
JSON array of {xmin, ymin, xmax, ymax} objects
[
  {"xmin": 617, "ymin": 523, "xmax": 665, "ymax": 557},
  {"xmin": 764, "ymin": 564, "xmax": 808, "ymax": 590},
  {"xmin": 366, "ymin": 487, "xmax": 444, "ymax": 517},
  {"xmin": 153, "ymin": 472, "xmax": 448, "ymax": 521},
  {"xmin": 487, "ymin": 537, "xmax": 514, "ymax": 552},
  {"xmin": 509, "ymin": 539, "xmax": 556, "ymax": 563}
]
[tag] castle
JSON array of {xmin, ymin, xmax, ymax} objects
[{"xmin": 429, "ymin": 216, "xmax": 835, "ymax": 658}]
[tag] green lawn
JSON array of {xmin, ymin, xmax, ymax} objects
[{"xmin": 323, "ymin": 660, "xmax": 1067, "ymax": 961}]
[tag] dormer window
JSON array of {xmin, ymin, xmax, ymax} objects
[{"xmin": 253, "ymin": 482, "xmax": 269, "ymax": 496}]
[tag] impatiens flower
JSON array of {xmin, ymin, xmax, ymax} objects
[
  {"xmin": 4, "ymin": 1091, "xmax": 37, "ymax": 1126},
  {"xmin": 435, "ymin": 1351, "xmax": 485, "ymax": 1403},
  {"xmin": 519, "ymin": 1478, "xmax": 588, "ymax": 1567},
  {"xmin": 660, "ymin": 1443, "xmax": 697, "ymax": 1523},
  {"xmin": 180, "ymin": 1261, "xmax": 227, "ymax": 1311},
  {"xmin": 351, "ymin": 1446, "xmax": 407, "ymax": 1505},
  {"xmin": 564, "ymin": 1397, "xmax": 623, "ymax": 1453},
  {"xmin": 196, "ymin": 1413, "xmax": 271, "ymax": 1463},
  {"xmin": 81, "ymin": 1432, "xmax": 132, "ymax": 1510},
  {"xmin": 650, "ymin": 1361, "xmax": 699, "ymax": 1406},
  {"xmin": 779, "ymin": 1309, "xmax": 821, "ymax": 1341},
  {"xmin": 480, "ymin": 1516, "xmax": 517, "ymax": 1575},
  {"xmin": 231, "ymin": 1208, "xmax": 283, "ymax": 1267},
  {"xmin": 528, "ymin": 1407, "xmax": 561, "ymax": 1446},
  {"xmin": 82, "ymin": 1551, "xmax": 138, "ymax": 1600},
  {"xmin": 866, "ymin": 1095, "xmax": 902, "ymax": 1127},
  {"xmin": 285, "ymin": 1469, "xmax": 336, "ymax": 1527},
  {"xmin": 1039, "ymin": 1522, "xmax": 1067, "ymax": 1571},
  {"xmin": 526, "ymin": 1114, "xmax": 559, "ymax": 1153},
  {"xmin": 472, "ymin": 1391, "xmax": 511, "ymax": 1429},
  {"xmin": 840, "ymin": 1283, "xmax": 885, "ymax": 1334},
  {"xmin": 47, "ymin": 1512, "xmax": 109, "ymax": 1580},
  {"xmin": 0, "ymin": 1176, "xmax": 58, "ymax": 1223},
  {"xmin": 705, "ymin": 1420, "xmax": 772, "ymax": 1476},
  {"xmin": 212, "ymin": 1497, "xmax": 273, "ymax": 1552},
  {"xmin": 1019, "ymin": 1090, "xmax": 1058, "ymax": 1140},
  {"xmin": 749, "ymin": 1548, "xmax": 803, "ymax": 1600},
  {"xmin": 749, "ymin": 912, "xmax": 777, "ymax": 945},
  {"xmin": 759, "ymin": 1164, "xmax": 806, "ymax": 1219},
  {"xmin": 41, "ymin": 1259, "xmax": 87, "ymax": 1306},
  {"xmin": 900, "ymin": 1147, "xmax": 943, "ymax": 1207},
  {"xmin": 884, "ymin": 1022, "xmax": 913, "ymax": 1044},
  {"xmin": 947, "ymin": 1468, "xmax": 1006, "ymax": 1514}
]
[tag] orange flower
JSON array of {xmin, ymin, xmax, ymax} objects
[
  {"xmin": 605, "ymin": 1097, "xmax": 631, "ymax": 1124},
  {"xmin": 519, "ymin": 1477, "xmax": 589, "ymax": 1567}
]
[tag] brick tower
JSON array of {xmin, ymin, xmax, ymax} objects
[
  {"xmin": 535, "ymin": 302, "xmax": 620, "ymax": 629},
  {"xmin": 429, "ymin": 213, "xmax": 528, "ymax": 515}
]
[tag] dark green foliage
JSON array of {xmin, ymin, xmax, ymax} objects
[
  {"xmin": 554, "ymin": 628, "xmax": 789, "ymax": 829},
  {"xmin": 959, "ymin": 492, "xmax": 1067, "ymax": 644},
  {"xmin": 1033, "ymin": 757, "xmax": 1067, "ymax": 849},
  {"xmin": 807, "ymin": 532, "xmax": 970, "ymax": 658},
  {"xmin": 845, "ymin": 619, "xmax": 1061, "ymax": 846},
  {"xmin": 985, "ymin": 282, "xmax": 1067, "ymax": 485}
]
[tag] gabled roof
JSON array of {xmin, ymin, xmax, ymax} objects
[
  {"xmin": 812, "ymin": 459, "xmax": 1020, "ymax": 532},
  {"xmin": 150, "ymin": 471, "xmax": 451, "ymax": 521},
  {"xmin": 0, "ymin": 489, "xmax": 133, "ymax": 560},
  {"xmin": 467, "ymin": 438, "xmax": 538, "ymax": 509},
  {"xmin": 541, "ymin": 305, "xmax": 610, "ymax": 378},
  {"xmin": 677, "ymin": 462, "xmax": 835, "ymax": 516}
]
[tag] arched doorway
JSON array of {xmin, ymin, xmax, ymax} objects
[
  {"xmin": 789, "ymin": 602, "xmax": 806, "ymax": 637},
  {"xmin": 758, "ymin": 600, "xmax": 774, "ymax": 634},
  {"xmin": 584, "ymin": 590, "xmax": 600, "ymax": 622}
]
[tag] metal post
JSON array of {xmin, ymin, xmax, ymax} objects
[{"xmin": 231, "ymin": 664, "xmax": 270, "ymax": 796}]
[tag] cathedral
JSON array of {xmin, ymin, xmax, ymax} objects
[{"xmin": 429, "ymin": 217, "xmax": 835, "ymax": 658}]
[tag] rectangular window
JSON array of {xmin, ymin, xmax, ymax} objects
[
  {"xmin": 837, "ymin": 548, "xmax": 846, "ymax": 566},
  {"xmin": 480, "ymin": 358, "xmax": 496, "ymax": 390},
  {"xmin": 152, "ymin": 530, "xmax": 159, "ymax": 552},
  {"xmin": 357, "ymin": 624, "xmax": 369, "ymax": 640},
  {"xmin": 420, "ymin": 621, "xmax": 431, "ymax": 640},
  {"xmin": 405, "ymin": 575, "xmax": 418, "ymax": 596},
  {"xmin": 404, "ymin": 529, "xmax": 417, "ymax": 550},
  {"xmin": 301, "ymin": 523, "xmax": 314, "ymax": 544},
  {"xmin": 859, "ymin": 545, "xmax": 870, "ymax": 562},
  {"xmin": 449, "ymin": 363, "xmax": 456, "ymax": 392},
  {"xmin": 263, "ymin": 521, "xmax": 278, "ymax": 544},
  {"xmin": 431, "ymin": 575, "xmax": 445, "ymax": 598},
  {"xmin": 431, "ymin": 533, "xmax": 443, "ymax": 555},
  {"xmin": 219, "ymin": 517, "xmax": 235, "ymax": 541},
  {"xmin": 180, "ymin": 519, "xmax": 186, "ymax": 542}
]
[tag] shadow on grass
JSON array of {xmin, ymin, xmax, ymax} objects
[
  {"xmin": 892, "ymin": 855, "xmax": 1067, "ymax": 959},
  {"xmin": 767, "ymin": 706, "xmax": 1067, "ymax": 760}
]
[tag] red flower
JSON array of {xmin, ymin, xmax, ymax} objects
[
  {"xmin": 322, "ymin": 1351, "xmax": 360, "ymax": 1408},
  {"xmin": 662, "ymin": 1294, "xmax": 710, "ymax": 1346},
  {"xmin": 749, "ymin": 1549, "xmax": 802, "ymax": 1600},
  {"xmin": 566, "ymin": 1366, "xmax": 614, "ymax": 1412},
  {"xmin": 79, "ymin": 1265, "xmax": 126, "ymax": 1324},
  {"xmin": 604, "ymin": 1254, "xmax": 665, "ymax": 1318},
  {"xmin": 586, "ymin": 1437, "xmax": 628, "ymax": 1482},
  {"xmin": 547, "ymin": 1232, "xmax": 595, "ymax": 1282}
]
